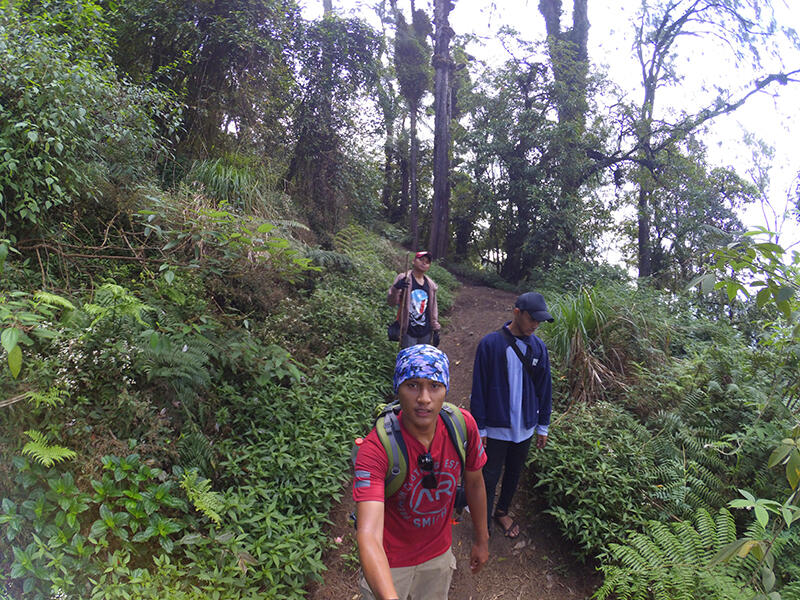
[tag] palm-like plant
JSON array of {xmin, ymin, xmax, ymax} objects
[{"xmin": 547, "ymin": 287, "xmax": 619, "ymax": 405}]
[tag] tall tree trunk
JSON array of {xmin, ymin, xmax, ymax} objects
[
  {"xmin": 399, "ymin": 152, "xmax": 409, "ymax": 222},
  {"xmin": 637, "ymin": 187, "xmax": 652, "ymax": 278},
  {"xmin": 539, "ymin": 0, "xmax": 589, "ymax": 257},
  {"xmin": 381, "ymin": 122, "xmax": 396, "ymax": 216},
  {"xmin": 409, "ymin": 105, "xmax": 420, "ymax": 249},
  {"xmin": 429, "ymin": 0, "xmax": 453, "ymax": 259}
]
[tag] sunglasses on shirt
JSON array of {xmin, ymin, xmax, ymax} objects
[{"xmin": 417, "ymin": 452, "xmax": 437, "ymax": 489}]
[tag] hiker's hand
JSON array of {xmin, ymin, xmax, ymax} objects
[
  {"xmin": 432, "ymin": 331, "xmax": 440, "ymax": 346},
  {"xmin": 393, "ymin": 278, "xmax": 408, "ymax": 290},
  {"xmin": 470, "ymin": 539, "xmax": 489, "ymax": 573},
  {"xmin": 481, "ymin": 436, "xmax": 487, "ymax": 448},
  {"xmin": 536, "ymin": 433, "xmax": 548, "ymax": 449}
]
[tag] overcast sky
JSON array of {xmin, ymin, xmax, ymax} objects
[{"xmin": 305, "ymin": 0, "xmax": 800, "ymax": 249}]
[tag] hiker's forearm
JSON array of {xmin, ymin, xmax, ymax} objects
[
  {"xmin": 356, "ymin": 502, "xmax": 397, "ymax": 600},
  {"xmin": 357, "ymin": 534, "xmax": 397, "ymax": 600},
  {"xmin": 465, "ymin": 469, "xmax": 489, "ymax": 544}
]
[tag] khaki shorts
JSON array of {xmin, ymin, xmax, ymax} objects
[{"xmin": 359, "ymin": 547, "xmax": 456, "ymax": 600}]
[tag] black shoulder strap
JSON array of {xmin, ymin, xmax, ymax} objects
[{"xmin": 499, "ymin": 327, "xmax": 537, "ymax": 382}]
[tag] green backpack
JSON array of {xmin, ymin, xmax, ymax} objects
[{"xmin": 352, "ymin": 401, "xmax": 468, "ymax": 498}]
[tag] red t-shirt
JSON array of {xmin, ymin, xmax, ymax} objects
[{"xmin": 352, "ymin": 408, "xmax": 486, "ymax": 567}]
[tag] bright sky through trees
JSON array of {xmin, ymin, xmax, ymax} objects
[{"xmin": 305, "ymin": 0, "xmax": 800, "ymax": 250}]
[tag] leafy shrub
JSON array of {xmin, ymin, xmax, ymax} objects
[
  {"xmin": 207, "ymin": 342, "xmax": 394, "ymax": 598},
  {"xmin": 443, "ymin": 261, "xmax": 520, "ymax": 292},
  {"xmin": 530, "ymin": 401, "xmax": 658, "ymax": 558},
  {"xmin": 596, "ymin": 508, "xmax": 757, "ymax": 600},
  {"xmin": 1, "ymin": 289, "xmax": 75, "ymax": 380},
  {"xmin": 0, "ymin": 3, "xmax": 176, "ymax": 239},
  {"xmin": 184, "ymin": 155, "xmax": 292, "ymax": 217},
  {"xmin": 0, "ymin": 455, "xmax": 192, "ymax": 599},
  {"xmin": 530, "ymin": 258, "xmax": 629, "ymax": 295},
  {"xmin": 427, "ymin": 263, "xmax": 459, "ymax": 314}
]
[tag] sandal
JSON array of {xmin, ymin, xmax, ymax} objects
[{"xmin": 493, "ymin": 511, "xmax": 520, "ymax": 539}]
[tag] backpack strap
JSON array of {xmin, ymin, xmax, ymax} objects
[
  {"xmin": 375, "ymin": 403, "xmax": 409, "ymax": 497},
  {"xmin": 439, "ymin": 402, "xmax": 467, "ymax": 477},
  {"xmin": 374, "ymin": 401, "xmax": 469, "ymax": 498},
  {"xmin": 499, "ymin": 326, "xmax": 538, "ymax": 382}
]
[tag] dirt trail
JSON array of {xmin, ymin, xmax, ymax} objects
[{"xmin": 307, "ymin": 283, "xmax": 600, "ymax": 600}]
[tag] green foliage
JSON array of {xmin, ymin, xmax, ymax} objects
[
  {"xmin": 84, "ymin": 283, "xmax": 154, "ymax": 328},
  {"xmin": 20, "ymin": 429, "xmax": 76, "ymax": 467},
  {"xmin": 287, "ymin": 15, "xmax": 381, "ymax": 235},
  {"xmin": 543, "ymin": 284, "xmax": 672, "ymax": 405},
  {"xmin": 0, "ymin": 455, "xmax": 191, "ymax": 599},
  {"xmin": 596, "ymin": 508, "xmax": 757, "ymax": 600},
  {"xmin": 138, "ymin": 195, "xmax": 318, "ymax": 285},
  {"xmin": 180, "ymin": 469, "xmax": 224, "ymax": 527},
  {"xmin": 531, "ymin": 401, "xmax": 658, "ymax": 558},
  {"xmin": 394, "ymin": 9, "xmax": 432, "ymax": 106},
  {"xmin": 177, "ymin": 431, "xmax": 216, "ymax": 480},
  {"xmin": 459, "ymin": 39, "xmax": 609, "ymax": 280},
  {"xmin": 110, "ymin": 0, "xmax": 302, "ymax": 155},
  {"xmin": 306, "ymin": 248, "xmax": 356, "ymax": 273},
  {"xmin": 0, "ymin": 289, "xmax": 75, "ymax": 379},
  {"xmin": 0, "ymin": 2, "xmax": 176, "ymax": 238},
  {"xmin": 184, "ymin": 156, "xmax": 293, "ymax": 217},
  {"xmin": 211, "ymin": 342, "xmax": 394, "ymax": 598},
  {"xmin": 646, "ymin": 391, "xmax": 733, "ymax": 520},
  {"xmin": 694, "ymin": 228, "xmax": 799, "ymax": 329}
]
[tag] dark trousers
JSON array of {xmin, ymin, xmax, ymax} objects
[
  {"xmin": 483, "ymin": 436, "xmax": 533, "ymax": 529},
  {"xmin": 401, "ymin": 332, "xmax": 431, "ymax": 348}
]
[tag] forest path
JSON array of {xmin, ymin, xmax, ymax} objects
[{"xmin": 307, "ymin": 283, "xmax": 601, "ymax": 599}]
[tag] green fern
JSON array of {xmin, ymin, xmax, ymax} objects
[
  {"xmin": 83, "ymin": 283, "xmax": 153, "ymax": 327},
  {"xmin": 21, "ymin": 429, "xmax": 77, "ymax": 467},
  {"xmin": 138, "ymin": 334, "xmax": 212, "ymax": 391},
  {"xmin": 305, "ymin": 249, "xmax": 355, "ymax": 273},
  {"xmin": 32, "ymin": 291, "xmax": 76, "ymax": 311},
  {"xmin": 178, "ymin": 430, "xmax": 216, "ymax": 478},
  {"xmin": 180, "ymin": 469, "xmax": 225, "ymax": 526},
  {"xmin": 596, "ymin": 508, "xmax": 756, "ymax": 600},
  {"xmin": 333, "ymin": 224, "xmax": 395, "ymax": 264},
  {"xmin": 26, "ymin": 386, "xmax": 68, "ymax": 408},
  {"xmin": 648, "ymin": 405, "xmax": 732, "ymax": 519}
]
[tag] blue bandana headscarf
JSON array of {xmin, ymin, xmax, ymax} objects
[{"xmin": 393, "ymin": 344, "xmax": 450, "ymax": 392}]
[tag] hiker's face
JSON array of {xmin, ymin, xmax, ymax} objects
[
  {"xmin": 398, "ymin": 377, "xmax": 446, "ymax": 431},
  {"xmin": 413, "ymin": 256, "xmax": 431, "ymax": 273},
  {"xmin": 512, "ymin": 308, "xmax": 540, "ymax": 336}
]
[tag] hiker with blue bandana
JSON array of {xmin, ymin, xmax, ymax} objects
[{"xmin": 353, "ymin": 345, "xmax": 489, "ymax": 600}]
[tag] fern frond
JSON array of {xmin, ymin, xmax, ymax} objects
[
  {"xmin": 305, "ymin": 249, "xmax": 355, "ymax": 273},
  {"xmin": 178, "ymin": 430, "xmax": 216, "ymax": 478},
  {"xmin": 694, "ymin": 508, "xmax": 717, "ymax": 548},
  {"xmin": 84, "ymin": 283, "xmax": 153, "ymax": 327},
  {"xmin": 21, "ymin": 430, "xmax": 77, "ymax": 467},
  {"xmin": 26, "ymin": 386, "xmax": 68, "ymax": 408},
  {"xmin": 714, "ymin": 508, "xmax": 737, "ymax": 548},
  {"xmin": 33, "ymin": 291, "xmax": 76, "ymax": 311},
  {"xmin": 599, "ymin": 508, "xmax": 756, "ymax": 600},
  {"xmin": 138, "ymin": 335, "xmax": 211, "ymax": 390},
  {"xmin": 181, "ymin": 469, "xmax": 225, "ymax": 526}
]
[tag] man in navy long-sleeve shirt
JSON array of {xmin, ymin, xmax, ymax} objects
[{"xmin": 470, "ymin": 292, "xmax": 553, "ymax": 538}]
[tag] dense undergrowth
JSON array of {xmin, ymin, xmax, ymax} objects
[
  {"xmin": 527, "ymin": 281, "xmax": 800, "ymax": 599},
  {"xmin": 1, "ymin": 220, "xmax": 461, "ymax": 599},
  {"xmin": 3, "ymin": 1, "xmax": 800, "ymax": 599}
]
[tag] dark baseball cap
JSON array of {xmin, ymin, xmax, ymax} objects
[{"xmin": 515, "ymin": 292, "xmax": 554, "ymax": 322}]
